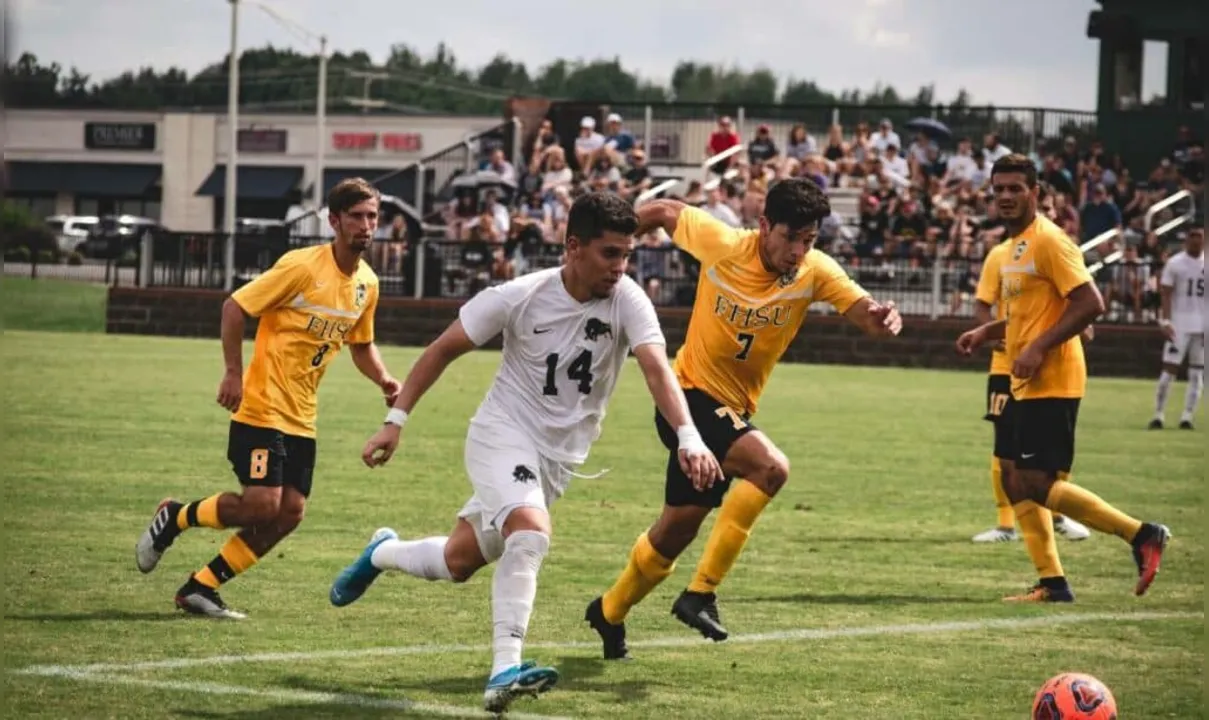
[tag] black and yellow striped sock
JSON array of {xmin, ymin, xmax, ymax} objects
[
  {"xmin": 194, "ymin": 534, "xmax": 260, "ymax": 589},
  {"xmin": 176, "ymin": 494, "xmax": 226, "ymax": 531}
]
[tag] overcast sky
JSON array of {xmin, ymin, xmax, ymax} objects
[{"xmin": 9, "ymin": 0, "xmax": 1170, "ymax": 111}]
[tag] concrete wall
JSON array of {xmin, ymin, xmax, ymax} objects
[{"xmin": 106, "ymin": 287, "xmax": 1164, "ymax": 379}]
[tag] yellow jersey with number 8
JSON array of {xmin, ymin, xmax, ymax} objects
[
  {"xmin": 231, "ymin": 244, "xmax": 379, "ymax": 437},
  {"xmin": 671, "ymin": 207, "xmax": 867, "ymax": 416}
]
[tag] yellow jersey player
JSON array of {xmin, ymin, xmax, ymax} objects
[
  {"xmin": 134, "ymin": 178, "xmax": 400, "ymax": 619},
  {"xmin": 971, "ymin": 186, "xmax": 1090, "ymax": 543},
  {"xmin": 957, "ymin": 154, "xmax": 1170, "ymax": 602},
  {"xmin": 585, "ymin": 178, "xmax": 902, "ymax": 658}
]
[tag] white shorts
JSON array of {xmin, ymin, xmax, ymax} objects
[
  {"xmin": 1162, "ymin": 332, "xmax": 1205, "ymax": 368},
  {"xmin": 456, "ymin": 417, "xmax": 570, "ymax": 563}
]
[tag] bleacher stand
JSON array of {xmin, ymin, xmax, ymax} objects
[{"xmin": 401, "ymin": 114, "xmax": 1201, "ymax": 316}]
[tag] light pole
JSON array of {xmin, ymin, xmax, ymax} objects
[
  {"xmin": 315, "ymin": 35, "xmax": 327, "ymax": 222},
  {"xmin": 223, "ymin": 0, "xmax": 240, "ymax": 292}
]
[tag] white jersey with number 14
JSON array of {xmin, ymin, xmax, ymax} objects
[{"xmin": 457, "ymin": 267, "xmax": 666, "ymax": 465}]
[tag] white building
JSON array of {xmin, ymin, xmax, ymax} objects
[{"xmin": 2, "ymin": 108, "xmax": 504, "ymax": 231}]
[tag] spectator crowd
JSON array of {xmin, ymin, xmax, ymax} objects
[{"xmin": 385, "ymin": 111, "xmax": 1202, "ymax": 317}]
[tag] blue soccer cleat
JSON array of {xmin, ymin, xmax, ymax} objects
[
  {"xmin": 329, "ymin": 527, "xmax": 397, "ymax": 607},
  {"xmin": 483, "ymin": 662, "xmax": 559, "ymax": 714}
]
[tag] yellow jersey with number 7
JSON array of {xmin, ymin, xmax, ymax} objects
[
  {"xmin": 230, "ymin": 244, "xmax": 379, "ymax": 438},
  {"xmin": 671, "ymin": 207, "xmax": 868, "ymax": 416}
]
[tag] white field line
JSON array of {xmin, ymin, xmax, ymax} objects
[
  {"xmin": 15, "ymin": 610, "xmax": 1199, "ymax": 676},
  {"xmin": 16, "ymin": 669, "xmax": 571, "ymax": 720}
]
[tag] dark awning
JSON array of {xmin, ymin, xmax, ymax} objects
[
  {"xmin": 5, "ymin": 161, "xmax": 161, "ymax": 196},
  {"xmin": 320, "ymin": 167, "xmax": 418, "ymax": 203},
  {"xmin": 195, "ymin": 165, "xmax": 303, "ymax": 199}
]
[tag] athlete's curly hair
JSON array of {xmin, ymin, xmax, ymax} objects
[
  {"xmin": 762, "ymin": 177, "xmax": 831, "ymax": 232},
  {"xmin": 566, "ymin": 191, "xmax": 639, "ymax": 244}
]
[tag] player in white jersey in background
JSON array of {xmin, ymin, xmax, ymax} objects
[
  {"xmin": 1150, "ymin": 223, "xmax": 1205, "ymax": 430},
  {"xmin": 328, "ymin": 191, "xmax": 723, "ymax": 715}
]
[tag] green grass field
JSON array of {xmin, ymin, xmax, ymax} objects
[
  {"xmin": 2, "ymin": 329, "xmax": 1202, "ymax": 719},
  {"xmin": 1, "ymin": 277, "xmax": 108, "ymax": 333}
]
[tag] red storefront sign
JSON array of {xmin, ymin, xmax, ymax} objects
[{"xmin": 331, "ymin": 132, "xmax": 422, "ymax": 152}]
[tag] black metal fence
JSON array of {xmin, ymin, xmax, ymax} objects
[{"xmin": 19, "ymin": 230, "xmax": 1156, "ymax": 324}]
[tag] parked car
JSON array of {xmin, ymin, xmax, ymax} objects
[
  {"xmin": 44, "ymin": 214, "xmax": 99, "ymax": 253},
  {"xmin": 78, "ymin": 215, "xmax": 167, "ymax": 260}
]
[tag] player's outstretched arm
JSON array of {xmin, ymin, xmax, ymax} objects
[
  {"xmin": 842, "ymin": 296, "xmax": 903, "ymax": 337},
  {"xmin": 361, "ymin": 320, "xmax": 477, "ymax": 468},
  {"xmin": 635, "ymin": 199, "xmax": 687, "ymax": 237},
  {"xmin": 631, "ymin": 343, "xmax": 724, "ymax": 490},
  {"xmin": 216, "ymin": 298, "xmax": 247, "ymax": 412},
  {"xmin": 956, "ymin": 319, "xmax": 1007, "ymax": 356},
  {"xmin": 348, "ymin": 343, "xmax": 401, "ymax": 406}
]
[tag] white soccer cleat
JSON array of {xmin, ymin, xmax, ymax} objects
[
  {"xmin": 972, "ymin": 526, "xmax": 1019, "ymax": 543},
  {"xmin": 1054, "ymin": 516, "xmax": 1091, "ymax": 541},
  {"xmin": 174, "ymin": 577, "xmax": 247, "ymax": 620},
  {"xmin": 135, "ymin": 499, "xmax": 181, "ymax": 573}
]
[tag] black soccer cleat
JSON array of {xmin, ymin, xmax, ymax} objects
[
  {"xmin": 1178, "ymin": 420, "xmax": 1194, "ymax": 430},
  {"xmin": 174, "ymin": 575, "xmax": 247, "ymax": 620},
  {"xmin": 584, "ymin": 596, "xmax": 630, "ymax": 660},
  {"xmin": 671, "ymin": 590, "xmax": 728, "ymax": 642}
]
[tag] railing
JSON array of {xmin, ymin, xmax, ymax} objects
[
  {"xmin": 1144, "ymin": 189, "xmax": 1197, "ymax": 236},
  {"xmin": 111, "ymin": 232, "xmax": 1164, "ymax": 324}
]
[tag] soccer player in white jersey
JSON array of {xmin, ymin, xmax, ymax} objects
[
  {"xmin": 1150, "ymin": 224, "xmax": 1204, "ymax": 430},
  {"xmin": 328, "ymin": 191, "xmax": 723, "ymax": 715}
]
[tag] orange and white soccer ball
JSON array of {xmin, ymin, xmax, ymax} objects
[{"xmin": 1032, "ymin": 672, "xmax": 1118, "ymax": 719}]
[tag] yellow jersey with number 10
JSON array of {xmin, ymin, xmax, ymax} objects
[
  {"xmin": 671, "ymin": 207, "xmax": 868, "ymax": 416},
  {"xmin": 230, "ymin": 244, "xmax": 379, "ymax": 438},
  {"xmin": 975, "ymin": 240, "xmax": 1013, "ymax": 376}
]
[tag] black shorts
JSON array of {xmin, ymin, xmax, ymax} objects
[
  {"xmin": 1003, "ymin": 397, "xmax": 1080, "ymax": 474},
  {"xmin": 655, "ymin": 389, "xmax": 756, "ymax": 508},
  {"xmin": 227, "ymin": 420, "xmax": 317, "ymax": 497},
  {"xmin": 984, "ymin": 374, "xmax": 1013, "ymax": 459}
]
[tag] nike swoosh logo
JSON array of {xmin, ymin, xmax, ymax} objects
[
  {"xmin": 534, "ymin": 328, "xmax": 552, "ymax": 334},
  {"xmin": 1020, "ymin": 453, "xmax": 1035, "ymax": 459}
]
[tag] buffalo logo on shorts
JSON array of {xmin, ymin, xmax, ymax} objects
[
  {"xmin": 584, "ymin": 318, "xmax": 613, "ymax": 342},
  {"xmin": 354, "ymin": 282, "xmax": 367, "ymax": 309},
  {"xmin": 1168, "ymin": 343, "xmax": 1180, "ymax": 355},
  {"xmin": 512, "ymin": 465, "xmax": 537, "ymax": 484},
  {"xmin": 1012, "ymin": 240, "xmax": 1028, "ymax": 261}
]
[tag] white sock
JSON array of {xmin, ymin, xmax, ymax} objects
[
  {"xmin": 370, "ymin": 537, "xmax": 453, "ymax": 581},
  {"xmin": 1155, "ymin": 370, "xmax": 1175, "ymax": 418},
  {"xmin": 490, "ymin": 530, "xmax": 549, "ymax": 678},
  {"xmin": 1182, "ymin": 368, "xmax": 1203, "ymax": 421}
]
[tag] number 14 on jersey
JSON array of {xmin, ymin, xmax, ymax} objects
[{"xmin": 543, "ymin": 350, "xmax": 595, "ymax": 396}]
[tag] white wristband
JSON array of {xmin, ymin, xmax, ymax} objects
[
  {"xmin": 384, "ymin": 408, "xmax": 408, "ymax": 427},
  {"xmin": 676, "ymin": 424, "xmax": 706, "ymax": 451}
]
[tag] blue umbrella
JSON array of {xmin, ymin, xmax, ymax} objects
[{"xmin": 905, "ymin": 117, "xmax": 953, "ymax": 143}]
